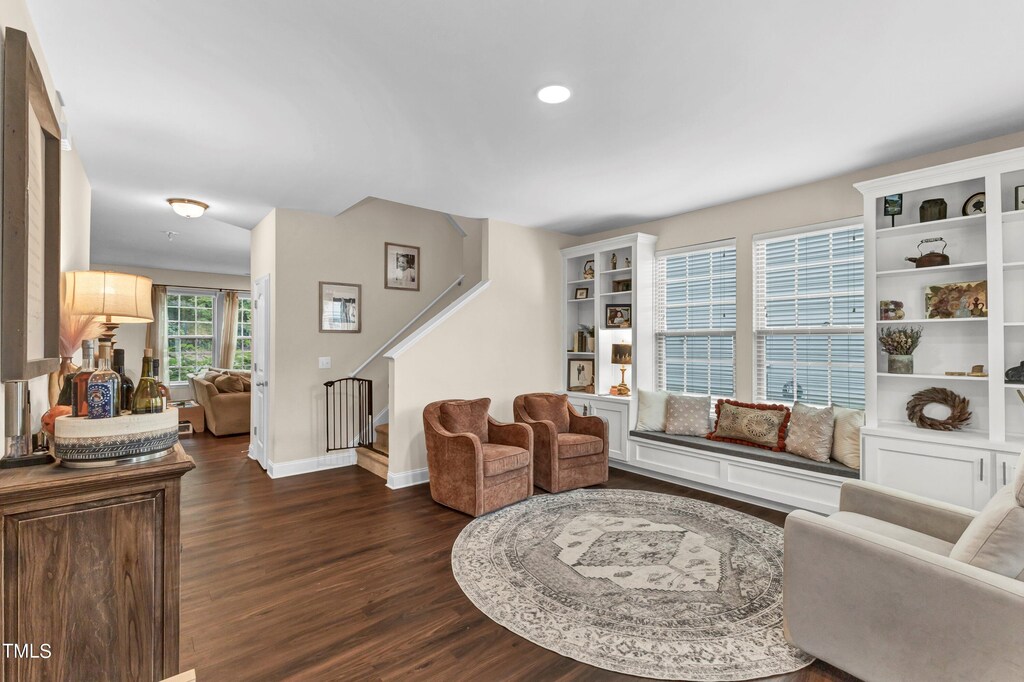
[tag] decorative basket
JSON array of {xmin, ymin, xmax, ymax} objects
[{"xmin": 54, "ymin": 408, "xmax": 179, "ymax": 467}]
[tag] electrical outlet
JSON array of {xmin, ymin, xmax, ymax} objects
[{"xmin": 318, "ymin": 356, "xmax": 331, "ymax": 369}]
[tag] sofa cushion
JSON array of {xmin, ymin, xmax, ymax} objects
[
  {"xmin": 665, "ymin": 394, "xmax": 711, "ymax": 436},
  {"xmin": 950, "ymin": 485, "xmax": 1024, "ymax": 580},
  {"xmin": 524, "ymin": 394, "xmax": 570, "ymax": 433},
  {"xmin": 239, "ymin": 375, "xmax": 251, "ymax": 392},
  {"xmin": 557, "ymin": 432, "xmax": 603, "ymax": 458},
  {"xmin": 481, "ymin": 443, "xmax": 529, "ymax": 477},
  {"xmin": 831, "ymin": 406, "xmax": 864, "ymax": 470},
  {"xmin": 214, "ymin": 374, "xmax": 245, "ymax": 394},
  {"xmin": 785, "ymin": 402, "xmax": 834, "ymax": 463},
  {"xmin": 830, "ymin": 511, "xmax": 955, "ymax": 556},
  {"xmin": 635, "ymin": 389, "xmax": 668, "ymax": 431},
  {"xmin": 708, "ymin": 399, "xmax": 790, "ymax": 451},
  {"xmin": 439, "ymin": 398, "xmax": 491, "ymax": 443},
  {"xmin": 204, "ymin": 371, "xmax": 224, "ymax": 383}
]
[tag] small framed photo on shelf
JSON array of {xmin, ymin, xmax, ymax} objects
[
  {"xmin": 883, "ymin": 194, "xmax": 903, "ymax": 217},
  {"xmin": 605, "ymin": 304, "xmax": 632, "ymax": 328},
  {"xmin": 574, "ymin": 287, "xmax": 589, "ymax": 300},
  {"xmin": 582, "ymin": 260, "xmax": 595, "ymax": 280},
  {"xmin": 319, "ymin": 281, "xmax": 361, "ymax": 333},
  {"xmin": 567, "ymin": 358, "xmax": 595, "ymax": 392},
  {"xmin": 611, "ymin": 279, "xmax": 632, "ymax": 292},
  {"xmin": 1016, "ymin": 186, "xmax": 1024, "ymax": 211}
]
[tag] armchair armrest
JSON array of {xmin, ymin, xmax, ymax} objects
[
  {"xmin": 568, "ymin": 410, "xmax": 607, "ymax": 441},
  {"xmin": 784, "ymin": 510, "xmax": 1024, "ymax": 682},
  {"xmin": 839, "ymin": 480, "xmax": 976, "ymax": 544},
  {"xmin": 487, "ymin": 417, "xmax": 533, "ymax": 451},
  {"xmin": 423, "ymin": 413, "xmax": 484, "ymax": 461}
]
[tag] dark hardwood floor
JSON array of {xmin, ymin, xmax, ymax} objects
[{"xmin": 178, "ymin": 432, "xmax": 857, "ymax": 681}]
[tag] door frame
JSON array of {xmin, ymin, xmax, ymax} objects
[{"xmin": 250, "ymin": 274, "xmax": 271, "ymax": 470}]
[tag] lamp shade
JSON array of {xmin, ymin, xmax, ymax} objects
[
  {"xmin": 63, "ymin": 271, "xmax": 154, "ymax": 323},
  {"xmin": 611, "ymin": 343, "xmax": 632, "ymax": 364}
]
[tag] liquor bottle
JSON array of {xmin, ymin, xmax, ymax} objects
[
  {"xmin": 152, "ymin": 358, "xmax": 171, "ymax": 410},
  {"xmin": 112, "ymin": 348, "xmax": 135, "ymax": 414},
  {"xmin": 86, "ymin": 343, "xmax": 121, "ymax": 419},
  {"xmin": 132, "ymin": 348, "xmax": 163, "ymax": 414},
  {"xmin": 71, "ymin": 339, "xmax": 97, "ymax": 417}
]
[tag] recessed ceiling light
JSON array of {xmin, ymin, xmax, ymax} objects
[
  {"xmin": 537, "ymin": 85, "xmax": 571, "ymax": 104},
  {"xmin": 167, "ymin": 197, "xmax": 209, "ymax": 218}
]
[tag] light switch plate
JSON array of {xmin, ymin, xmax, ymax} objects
[{"xmin": 318, "ymin": 356, "xmax": 331, "ymax": 369}]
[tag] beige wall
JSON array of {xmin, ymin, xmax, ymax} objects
[
  {"xmin": 576, "ymin": 130, "xmax": 1024, "ymax": 402},
  {"xmin": 388, "ymin": 219, "xmax": 573, "ymax": 476},
  {"xmin": 258, "ymin": 199, "xmax": 479, "ymax": 464},
  {"xmin": 91, "ymin": 264, "xmax": 250, "ymax": 401}
]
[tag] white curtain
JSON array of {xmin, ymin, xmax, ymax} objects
[
  {"xmin": 218, "ymin": 290, "xmax": 239, "ymax": 369},
  {"xmin": 146, "ymin": 285, "xmax": 168, "ymax": 382}
]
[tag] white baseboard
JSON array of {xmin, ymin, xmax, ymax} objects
[
  {"xmin": 267, "ymin": 450, "xmax": 356, "ymax": 479},
  {"xmin": 386, "ymin": 467, "xmax": 429, "ymax": 489}
]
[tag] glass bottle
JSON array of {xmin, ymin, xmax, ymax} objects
[
  {"xmin": 71, "ymin": 339, "xmax": 97, "ymax": 417},
  {"xmin": 132, "ymin": 348, "xmax": 163, "ymax": 414},
  {"xmin": 153, "ymin": 358, "xmax": 171, "ymax": 410},
  {"xmin": 112, "ymin": 348, "xmax": 135, "ymax": 414},
  {"xmin": 86, "ymin": 343, "xmax": 121, "ymax": 419}
]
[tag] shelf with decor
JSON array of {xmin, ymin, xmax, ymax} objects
[{"xmin": 856, "ymin": 145, "xmax": 1024, "ymax": 511}]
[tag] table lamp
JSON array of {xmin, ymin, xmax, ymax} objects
[
  {"xmin": 611, "ymin": 343, "xmax": 632, "ymax": 396},
  {"xmin": 63, "ymin": 271, "xmax": 154, "ymax": 346}
]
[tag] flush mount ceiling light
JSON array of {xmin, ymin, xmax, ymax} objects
[
  {"xmin": 167, "ymin": 197, "xmax": 209, "ymax": 218},
  {"xmin": 537, "ymin": 85, "xmax": 571, "ymax": 104}
]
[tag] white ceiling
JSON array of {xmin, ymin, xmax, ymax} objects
[{"xmin": 28, "ymin": 0, "xmax": 1024, "ymax": 276}]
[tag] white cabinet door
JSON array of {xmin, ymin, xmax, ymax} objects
[
  {"xmin": 568, "ymin": 397, "xmax": 590, "ymax": 417},
  {"xmin": 864, "ymin": 436, "xmax": 991, "ymax": 510},
  {"xmin": 996, "ymin": 452, "xmax": 1020, "ymax": 490},
  {"xmin": 590, "ymin": 400, "xmax": 628, "ymax": 463}
]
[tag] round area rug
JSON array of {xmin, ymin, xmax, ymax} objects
[{"xmin": 451, "ymin": 489, "xmax": 814, "ymax": 681}]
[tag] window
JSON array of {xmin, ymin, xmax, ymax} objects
[
  {"xmin": 655, "ymin": 241, "xmax": 737, "ymax": 396},
  {"xmin": 234, "ymin": 296, "xmax": 252, "ymax": 370},
  {"xmin": 166, "ymin": 293, "xmax": 216, "ymax": 383},
  {"xmin": 754, "ymin": 222, "xmax": 865, "ymax": 408}
]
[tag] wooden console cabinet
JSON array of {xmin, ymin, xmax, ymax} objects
[{"xmin": 0, "ymin": 445, "xmax": 194, "ymax": 681}]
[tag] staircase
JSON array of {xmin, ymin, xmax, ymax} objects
[{"xmin": 356, "ymin": 424, "xmax": 389, "ymax": 480}]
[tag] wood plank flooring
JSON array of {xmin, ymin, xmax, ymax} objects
[{"xmin": 178, "ymin": 432, "xmax": 858, "ymax": 681}]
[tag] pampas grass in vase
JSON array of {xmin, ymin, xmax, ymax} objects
[{"xmin": 48, "ymin": 304, "xmax": 103, "ymax": 407}]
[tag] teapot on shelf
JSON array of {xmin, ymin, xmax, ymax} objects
[{"xmin": 906, "ymin": 237, "xmax": 950, "ymax": 268}]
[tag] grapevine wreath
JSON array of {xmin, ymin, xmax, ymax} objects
[{"xmin": 906, "ymin": 387, "xmax": 972, "ymax": 431}]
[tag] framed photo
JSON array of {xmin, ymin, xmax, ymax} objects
[
  {"xmin": 574, "ymin": 287, "xmax": 589, "ymax": 300},
  {"xmin": 582, "ymin": 260, "xmax": 595, "ymax": 280},
  {"xmin": 385, "ymin": 242, "xmax": 420, "ymax": 291},
  {"xmin": 319, "ymin": 281, "xmax": 361, "ymax": 333},
  {"xmin": 925, "ymin": 280, "xmax": 987, "ymax": 319},
  {"xmin": 611, "ymin": 279, "xmax": 632, "ymax": 292},
  {"xmin": 883, "ymin": 193, "xmax": 903, "ymax": 217},
  {"xmin": 605, "ymin": 304, "xmax": 632, "ymax": 328},
  {"xmin": 2, "ymin": 29, "xmax": 61, "ymax": 380},
  {"xmin": 1015, "ymin": 186, "xmax": 1024, "ymax": 211},
  {"xmin": 567, "ymin": 358, "xmax": 594, "ymax": 391},
  {"xmin": 962, "ymin": 192, "xmax": 986, "ymax": 216}
]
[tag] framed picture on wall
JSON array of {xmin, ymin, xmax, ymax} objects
[
  {"xmin": 567, "ymin": 358, "xmax": 594, "ymax": 392},
  {"xmin": 385, "ymin": 242, "xmax": 420, "ymax": 291},
  {"xmin": 605, "ymin": 304, "xmax": 632, "ymax": 328},
  {"xmin": 320, "ymin": 281, "xmax": 361, "ymax": 333}
]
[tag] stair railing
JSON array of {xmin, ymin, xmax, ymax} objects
[{"xmin": 324, "ymin": 378, "xmax": 373, "ymax": 452}]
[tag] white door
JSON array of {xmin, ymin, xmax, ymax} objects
[{"xmin": 250, "ymin": 274, "xmax": 270, "ymax": 469}]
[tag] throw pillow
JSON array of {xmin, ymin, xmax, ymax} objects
[
  {"xmin": 439, "ymin": 398, "xmax": 491, "ymax": 443},
  {"xmin": 213, "ymin": 374, "xmax": 245, "ymax": 394},
  {"xmin": 831, "ymin": 406, "xmax": 864, "ymax": 470},
  {"xmin": 523, "ymin": 394, "xmax": 570, "ymax": 433},
  {"xmin": 708, "ymin": 400, "xmax": 790, "ymax": 451},
  {"xmin": 949, "ymin": 484, "xmax": 1024, "ymax": 580},
  {"xmin": 785, "ymin": 402, "xmax": 834, "ymax": 463},
  {"xmin": 665, "ymin": 395, "xmax": 711, "ymax": 436},
  {"xmin": 204, "ymin": 371, "xmax": 223, "ymax": 383},
  {"xmin": 635, "ymin": 389, "xmax": 669, "ymax": 431}
]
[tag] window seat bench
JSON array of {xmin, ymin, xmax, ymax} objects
[{"xmin": 622, "ymin": 430, "xmax": 860, "ymax": 514}]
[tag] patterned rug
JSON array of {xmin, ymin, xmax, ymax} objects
[{"xmin": 451, "ymin": 489, "xmax": 814, "ymax": 681}]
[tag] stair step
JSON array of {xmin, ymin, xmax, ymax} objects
[
  {"xmin": 356, "ymin": 447, "xmax": 388, "ymax": 480},
  {"xmin": 374, "ymin": 423, "xmax": 389, "ymax": 451}
]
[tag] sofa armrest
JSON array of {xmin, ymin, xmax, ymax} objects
[
  {"xmin": 839, "ymin": 480, "xmax": 976, "ymax": 544},
  {"xmin": 487, "ymin": 417, "xmax": 532, "ymax": 452},
  {"xmin": 784, "ymin": 510, "xmax": 1024, "ymax": 682}
]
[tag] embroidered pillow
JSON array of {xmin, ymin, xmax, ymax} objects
[
  {"xmin": 785, "ymin": 402, "xmax": 834, "ymax": 462},
  {"xmin": 708, "ymin": 400, "xmax": 790, "ymax": 451},
  {"xmin": 665, "ymin": 395, "xmax": 711, "ymax": 436},
  {"xmin": 635, "ymin": 389, "xmax": 669, "ymax": 431},
  {"xmin": 831, "ymin": 406, "xmax": 864, "ymax": 469}
]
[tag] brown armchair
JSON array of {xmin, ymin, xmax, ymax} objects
[
  {"xmin": 423, "ymin": 398, "xmax": 533, "ymax": 517},
  {"xmin": 513, "ymin": 393, "xmax": 608, "ymax": 493}
]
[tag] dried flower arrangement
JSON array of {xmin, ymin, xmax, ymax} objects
[{"xmin": 878, "ymin": 326, "xmax": 923, "ymax": 355}]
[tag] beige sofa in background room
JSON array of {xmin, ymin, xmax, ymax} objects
[{"xmin": 188, "ymin": 368, "xmax": 251, "ymax": 436}]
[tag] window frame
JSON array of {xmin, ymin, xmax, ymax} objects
[
  {"xmin": 165, "ymin": 288, "xmax": 221, "ymax": 385},
  {"xmin": 233, "ymin": 294, "xmax": 252, "ymax": 371}
]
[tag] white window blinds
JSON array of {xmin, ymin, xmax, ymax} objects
[
  {"xmin": 754, "ymin": 223, "xmax": 865, "ymax": 408},
  {"xmin": 655, "ymin": 242, "xmax": 736, "ymax": 396}
]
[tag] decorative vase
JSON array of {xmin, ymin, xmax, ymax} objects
[
  {"xmin": 888, "ymin": 354, "xmax": 914, "ymax": 374},
  {"xmin": 47, "ymin": 356, "xmax": 80, "ymax": 408}
]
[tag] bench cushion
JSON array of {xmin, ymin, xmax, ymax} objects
[{"xmin": 630, "ymin": 430, "xmax": 859, "ymax": 479}]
